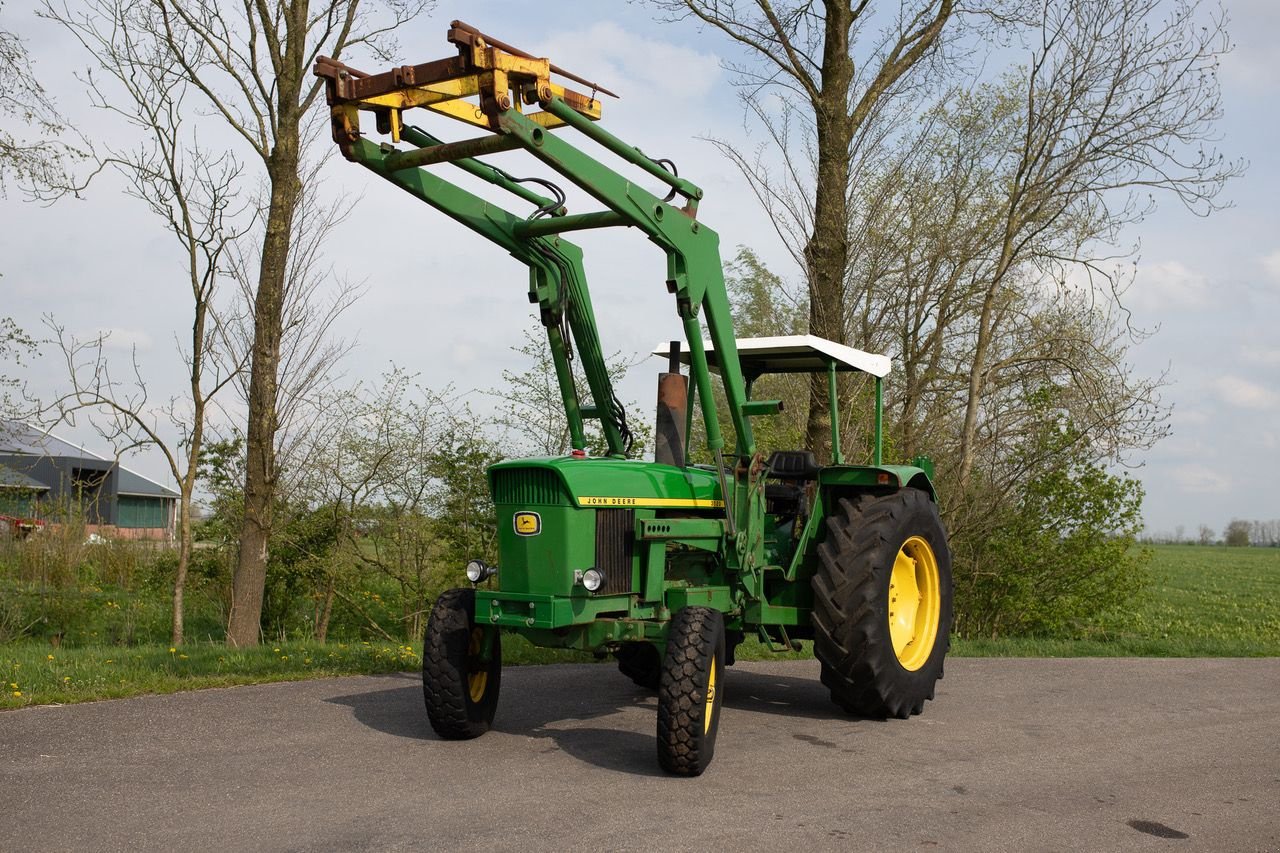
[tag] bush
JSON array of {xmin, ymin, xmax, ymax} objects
[{"xmin": 952, "ymin": 421, "xmax": 1149, "ymax": 638}]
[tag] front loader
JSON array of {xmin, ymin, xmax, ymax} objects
[{"xmin": 316, "ymin": 21, "xmax": 952, "ymax": 776}]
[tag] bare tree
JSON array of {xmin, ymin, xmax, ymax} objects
[
  {"xmin": 950, "ymin": 0, "xmax": 1241, "ymax": 490},
  {"xmin": 651, "ymin": 0, "xmax": 978, "ymax": 459},
  {"xmin": 40, "ymin": 0, "xmax": 261, "ymax": 644},
  {"xmin": 221, "ymin": 155, "xmax": 363, "ymax": 492},
  {"xmin": 0, "ymin": 2, "xmax": 85, "ymax": 196},
  {"xmin": 46, "ymin": 0, "xmax": 431, "ymax": 645}
]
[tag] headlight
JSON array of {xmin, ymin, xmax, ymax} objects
[
  {"xmin": 581, "ymin": 568, "xmax": 605, "ymax": 592},
  {"xmin": 466, "ymin": 560, "xmax": 496, "ymax": 583}
]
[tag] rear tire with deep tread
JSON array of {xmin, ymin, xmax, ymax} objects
[
  {"xmin": 811, "ymin": 489, "xmax": 952, "ymax": 719},
  {"xmin": 656, "ymin": 606, "xmax": 726, "ymax": 776},
  {"xmin": 422, "ymin": 587, "xmax": 502, "ymax": 739},
  {"xmin": 614, "ymin": 641, "xmax": 661, "ymax": 690}
]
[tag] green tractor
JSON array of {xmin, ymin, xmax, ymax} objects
[{"xmin": 316, "ymin": 21, "xmax": 952, "ymax": 776}]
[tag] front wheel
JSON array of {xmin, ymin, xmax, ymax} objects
[
  {"xmin": 656, "ymin": 606, "xmax": 726, "ymax": 776},
  {"xmin": 811, "ymin": 490, "xmax": 952, "ymax": 719},
  {"xmin": 422, "ymin": 587, "xmax": 502, "ymax": 739}
]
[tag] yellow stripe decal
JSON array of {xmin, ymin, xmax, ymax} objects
[{"xmin": 577, "ymin": 496, "xmax": 725, "ymax": 508}]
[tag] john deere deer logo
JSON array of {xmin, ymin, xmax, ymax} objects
[{"xmin": 513, "ymin": 511, "xmax": 541, "ymax": 536}]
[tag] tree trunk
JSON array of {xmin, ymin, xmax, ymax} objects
[
  {"xmin": 316, "ymin": 578, "xmax": 335, "ymax": 643},
  {"xmin": 171, "ymin": 483, "xmax": 192, "ymax": 646},
  {"xmin": 227, "ymin": 128, "xmax": 302, "ymax": 647},
  {"xmin": 803, "ymin": 6, "xmax": 855, "ymax": 461}
]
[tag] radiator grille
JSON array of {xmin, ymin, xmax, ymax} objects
[
  {"xmin": 594, "ymin": 509, "xmax": 635, "ymax": 595},
  {"xmin": 490, "ymin": 469, "xmax": 565, "ymax": 506}
]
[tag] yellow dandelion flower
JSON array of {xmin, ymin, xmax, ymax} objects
[
  {"xmin": 273, "ymin": 647, "xmax": 281, "ymax": 653},
  {"xmin": 12, "ymin": 691, "xmax": 20, "ymax": 697},
  {"xmin": 169, "ymin": 647, "xmax": 176, "ymax": 653},
  {"xmin": 104, "ymin": 659, "xmax": 113, "ymax": 664},
  {"xmin": 62, "ymin": 676, "xmax": 70, "ymax": 682},
  {"xmin": 281, "ymin": 655, "xmax": 289, "ymax": 661},
  {"xmin": 179, "ymin": 654, "xmax": 188, "ymax": 660},
  {"xmin": 8, "ymin": 682, "xmax": 16, "ymax": 689},
  {"xmin": 46, "ymin": 654, "xmax": 54, "ymax": 661}
]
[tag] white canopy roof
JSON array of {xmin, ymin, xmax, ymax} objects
[{"xmin": 652, "ymin": 335, "xmax": 892, "ymax": 378}]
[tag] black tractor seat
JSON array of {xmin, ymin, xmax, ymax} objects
[
  {"xmin": 765, "ymin": 450, "xmax": 820, "ymax": 517},
  {"xmin": 766, "ymin": 450, "xmax": 821, "ymax": 482}
]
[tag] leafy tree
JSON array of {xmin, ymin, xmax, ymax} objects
[
  {"xmin": 953, "ymin": 395, "xmax": 1148, "ymax": 637},
  {"xmin": 1223, "ymin": 520, "xmax": 1250, "ymax": 548},
  {"xmin": 490, "ymin": 327, "xmax": 649, "ymax": 458},
  {"xmin": 651, "ymin": 0, "xmax": 966, "ymax": 460},
  {"xmin": 1, "ymin": 317, "xmax": 36, "ymax": 415}
]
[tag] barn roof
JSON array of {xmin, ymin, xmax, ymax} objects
[
  {"xmin": 0, "ymin": 420, "xmax": 177, "ymax": 499},
  {"xmin": 0, "ymin": 464, "xmax": 49, "ymax": 491}
]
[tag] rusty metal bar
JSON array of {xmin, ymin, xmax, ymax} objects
[
  {"xmin": 448, "ymin": 20, "xmax": 618, "ymax": 98},
  {"xmin": 316, "ymin": 54, "xmax": 471, "ymax": 102},
  {"xmin": 382, "ymin": 134, "xmax": 523, "ymax": 171},
  {"xmin": 398, "ymin": 125, "xmax": 560, "ymax": 212}
]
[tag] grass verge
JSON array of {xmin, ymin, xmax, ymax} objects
[
  {"xmin": 4, "ymin": 544, "xmax": 1276, "ymax": 709},
  {"xmin": 1, "ymin": 635, "xmax": 597, "ymax": 710}
]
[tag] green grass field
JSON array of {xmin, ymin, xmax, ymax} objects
[{"xmin": 2, "ymin": 544, "xmax": 1276, "ymax": 709}]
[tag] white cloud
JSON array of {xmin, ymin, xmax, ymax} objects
[
  {"xmin": 1263, "ymin": 250, "xmax": 1280, "ymax": 284},
  {"xmin": 540, "ymin": 22, "xmax": 723, "ymax": 106},
  {"xmin": 1129, "ymin": 260, "xmax": 1209, "ymax": 312},
  {"xmin": 1171, "ymin": 463, "xmax": 1232, "ymax": 495},
  {"xmin": 1217, "ymin": 375, "xmax": 1279, "ymax": 410},
  {"xmin": 1241, "ymin": 346, "xmax": 1280, "ymax": 367}
]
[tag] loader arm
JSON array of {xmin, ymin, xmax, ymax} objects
[
  {"xmin": 314, "ymin": 20, "xmax": 758, "ymax": 467},
  {"xmin": 343, "ymin": 128, "xmax": 628, "ymax": 456}
]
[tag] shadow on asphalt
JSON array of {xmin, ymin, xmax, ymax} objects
[{"xmin": 325, "ymin": 663, "xmax": 864, "ymax": 776}]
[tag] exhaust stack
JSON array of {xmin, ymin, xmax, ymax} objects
[{"xmin": 654, "ymin": 340, "xmax": 688, "ymax": 468}]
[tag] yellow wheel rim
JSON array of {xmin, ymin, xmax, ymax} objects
[
  {"xmin": 888, "ymin": 535, "xmax": 941, "ymax": 671},
  {"xmin": 467, "ymin": 627, "xmax": 488, "ymax": 703},
  {"xmin": 703, "ymin": 655, "xmax": 717, "ymax": 734}
]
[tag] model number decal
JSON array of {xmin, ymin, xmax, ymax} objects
[{"xmin": 577, "ymin": 496, "xmax": 725, "ymax": 508}]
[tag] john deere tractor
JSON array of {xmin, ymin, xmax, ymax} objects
[{"xmin": 316, "ymin": 21, "xmax": 952, "ymax": 776}]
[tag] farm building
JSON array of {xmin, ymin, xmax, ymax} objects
[{"xmin": 0, "ymin": 420, "xmax": 178, "ymax": 541}]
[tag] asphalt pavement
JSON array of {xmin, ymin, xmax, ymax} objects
[{"xmin": 2, "ymin": 657, "xmax": 1277, "ymax": 851}]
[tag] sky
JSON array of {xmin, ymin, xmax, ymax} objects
[{"xmin": 1, "ymin": 0, "xmax": 1277, "ymax": 538}]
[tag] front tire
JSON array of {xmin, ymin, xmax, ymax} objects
[
  {"xmin": 811, "ymin": 490, "xmax": 952, "ymax": 719},
  {"xmin": 656, "ymin": 606, "xmax": 726, "ymax": 776},
  {"xmin": 423, "ymin": 587, "xmax": 501, "ymax": 739}
]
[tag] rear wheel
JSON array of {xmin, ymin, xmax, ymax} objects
[
  {"xmin": 423, "ymin": 587, "xmax": 502, "ymax": 739},
  {"xmin": 656, "ymin": 606, "xmax": 726, "ymax": 776},
  {"xmin": 614, "ymin": 641, "xmax": 661, "ymax": 690},
  {"xmin": 811, "ymin": 490, "xmax": 952, "ymax": 719}
]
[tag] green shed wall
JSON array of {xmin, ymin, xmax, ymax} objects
[{"xmin": 117, "ymin": 496, "xmax": 170, "ymax": 529}]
